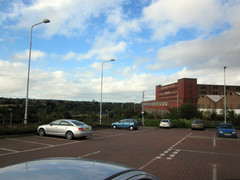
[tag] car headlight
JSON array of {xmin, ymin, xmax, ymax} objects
[
  {"xmin": 219, "ymin": 131, "xmax": 223, "ymax": 134},
  {"xmin": 232, "ymin": 131, "xmax": 236, "ymax": 134}
]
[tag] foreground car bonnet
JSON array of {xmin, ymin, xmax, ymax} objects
[{"xmin": 0, "ymin": 158, "xmax": 159, "ymax": 180}]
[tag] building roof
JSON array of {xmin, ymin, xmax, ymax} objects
[{"xmin": 206, "ymin": 95, "xmax": 224, "ymax": 102}]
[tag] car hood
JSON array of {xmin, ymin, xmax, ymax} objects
[{"xmin": 0, "ymin": 158, "xmax": 158, "ymax": 180}]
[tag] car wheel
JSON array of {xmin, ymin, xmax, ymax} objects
[
  {"xmin": 66, "ymin": 131, "xmax": 74, "ymax": 140},
  {"xmin": 113, "ymin": 125, "xmax": 117, "ymax": 129},
  {"xmin": 38, "ymin": 128, "xmax": 45, "ymax": 136},
  {"xmin": 129, "ymin": 126, "xmax": 134, "ymax": 130}
]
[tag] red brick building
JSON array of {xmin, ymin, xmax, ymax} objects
[{"xmin": 143, "ymin": 78, "xmax": 240, "ymax": 115}]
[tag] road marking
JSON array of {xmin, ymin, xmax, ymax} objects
[
  {"xmin": 212, "ymin": 164, "xmax": 217, "ymax": 180},
  {"xmin": 140, "ymin": 133, "xmax": 191, "ymax": 169},
  {"xmin": 177, "ymin": 149, "xmax": 240, "ymax": 157},
  {"xmin": 139, "ymin": 157, "xmax": 158, "ymax": 170},
  {"xmin": 213, "ymin": 134, "xmax": 216, "ymax": 147},
  {"xmin": 0, "ymin": 148, "xmax": 19, "ymax": 153},
  {"xmin": 5, "ymin": 138, "xmax": 52, "ymax": 146},
  {"xmin": 166, "ymin": 149, "xmax": 181, "ymax": 160},
  {"xmin": 0, "ymin": 128, "xmax": 152, "ymax": 157},
  {"xmin": 78, "ymin": 151, "xmax": 101, "ymax": 158}
]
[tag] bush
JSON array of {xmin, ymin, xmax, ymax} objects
[
  {"xmin": 172, "ymin": 119, "xmax": 192, "ymax": 128},
  {"xmin": 143, "ymin": 119, "xmax": 161, "ymax": 126},
  {"xmin": 140, "ymin": 119, "xmax": 192, "ymax": 128},
  {"xmin": 0, "ymin": 126, "xmax": 37, "ymax": 136}
]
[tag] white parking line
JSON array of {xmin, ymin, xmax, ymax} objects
[
  {"xmin": 139, "ymin": 133, "xmax": 191, "ymax": 169},
  {"xmin": 212, "ymin": 164, "xmax": 217, "ymax": 180},
  {"xmin": 213, "ymin": 134, "xmax": 216, "ymax": 147},
  {"xmin": 5, "ymin": 138, "xmax": 52, "ymax": 146},
  {"xmin": 0, "ymin": 148, "xmax": 19, "ymax": 153},
  {"xmin": 78, "ymin": 151, "xmax": 101, "ymax": 158},
  {"xmin": 0, "ymin": 128, "xmax": 152, "ymax": 157}
]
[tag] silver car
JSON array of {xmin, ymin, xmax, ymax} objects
[
  {"xmin": 37, "ymin": 119, "xmax": 92, "ymax": 140},
  {"xmin": 159, "ymin": 119, "xmax": 174, "ymax": 128}
]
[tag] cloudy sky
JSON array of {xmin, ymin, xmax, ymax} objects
[{"xmin": 0, "ymin": 0, "xmax": 240, "ymax": 103}]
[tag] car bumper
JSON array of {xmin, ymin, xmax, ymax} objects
[
  {"xmin": 191, "ymin": 126, "xmax": 204, "ymax": 130},
  {"xmin": 218, "ymin": 132, "xmax": 237, "ymax": 138},
  {"xmin": 160, "ymin": 124, "xmax": 171, "ymax": 128},
  {"xmin": 73, "ymin": 131, "xmax": 92, "ymax": 138}
]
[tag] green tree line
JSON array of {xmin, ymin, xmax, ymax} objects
[{"xmin": 1, "ymin": 97, "xmax": 240, "ymax": 127}]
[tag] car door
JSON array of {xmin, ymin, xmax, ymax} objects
[
  {"xmin": 124, "ymin": 119, "xmax": 131, "ymax": 128},
  {"xmin": 118, "ymin": 120, "xmax": 125, "ymax": 128},
  {"xmin": 46, "ymin": 120, "xmax": 61, "ymax": 135},
  {"xmin": 58, "ymin": 121, "xmax": 71, "ymax": 136}
]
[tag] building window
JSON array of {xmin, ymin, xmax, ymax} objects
[
  {"xmin": 230, "ymin": 104, "xmax": 232, "ymax": 109},
  {"xmin": 238, "ymin": 104, "xmax": 240, "ymax": 109}
]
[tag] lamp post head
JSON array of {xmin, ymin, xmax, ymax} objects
[
  {"xmin": 110, "ymin": 59, "xmax": 115, "ymax": 62},
  {"xmin": 42, "ymin": 19, "xmax": 50, "ymax": 23}
]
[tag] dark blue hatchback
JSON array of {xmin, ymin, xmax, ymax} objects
[
  {"xmin": 111, "ymin": 119, "xmax": 138, "ymax": 130},
  {"xmin": 217, "ymin": 123, "xmax": 237, "ymax": 138}
]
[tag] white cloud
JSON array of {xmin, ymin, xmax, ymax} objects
[
  {"xmin": 63, "ymin": 51, "xmax": 77, "ymax": 61},
  {"xmin": 106, "ymin": 7, "xmax": 141, "ymax": 38},
  {"xmin": 2, "ymin": 0, "xmax": 125, "ymax": 38},
  {"xmin": 77, "ymin": 39, "xmax": 127, "ymax": 61},
  {"xmin": 11, "ymin": 50, "xmax": 46, "ymax": 61},
  {"xmin": 142, "ymin": 0, "xmax": 225, "ymax": 41}
]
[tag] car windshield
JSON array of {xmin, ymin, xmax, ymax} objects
[
  {"xmin": 71, "ymin": 120, "xmax": 85, "ymax": 126},
  {"xmin": 193, "ymin": 120, "xmax": 202, "ymax": 124},
  {"xmin": 162, "ymin": 120, "xmax": 169, "ymax": 122},
  {"xmin": 219, "ymin": 124, "xmax": 233, "ymax": 129}
]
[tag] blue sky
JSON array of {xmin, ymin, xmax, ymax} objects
[{"xmin": 0, "ymin": 0, "xmax": 240, "ymax": 102}]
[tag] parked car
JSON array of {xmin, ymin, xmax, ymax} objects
[
  {"xmin": 111, "ymin": 119, "xmax": 138, "ymax": 130},
  {"xmin": 0, "ymin": 158, "xmax": 159, "ymax": 180},
  {"xmin": 217, "ymin": 123, "xmax": 237, "ymax": 138},
  {"xmin": 191, "ymin": 120, "xmax": 205, "ymax": 130},
  {"xmin": 37, "ymin": 119, "xmax": 92, "ymax": 140},
  {"xmin": 159, "ymin": 119, "xmax": 173, "ymax": 128}
]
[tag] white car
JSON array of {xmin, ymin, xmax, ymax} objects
[
  {"xmin": 159, "ymin": 119, "xmax": 173, "ymax": 128},
  {"xmin": 37, "ymin": 119, "xmax": 92, "ymax": 140}
]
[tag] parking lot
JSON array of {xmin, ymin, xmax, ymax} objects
[{"xmin": 0, "ymin": 127, "xmax": 240, "ymax": 180}]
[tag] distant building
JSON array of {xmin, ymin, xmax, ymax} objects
[{"xmin": 143, "ymin": 78, "xmax": 240, "ymax": 115}]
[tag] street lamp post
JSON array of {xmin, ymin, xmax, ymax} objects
[
  {"xmin": 99, "ymin": 59, "xmax": 115, "ymax": 125},
  {"xmin": 24, "ymin": 19, "xmax": 50, "ymax": 126},
  {"xmin": 224, "ymin": 66, "xmax": 227, "ymax": 123},
  {"xmin": 142, "ymin": 91, "xmax": 145, "ymax": 126}
]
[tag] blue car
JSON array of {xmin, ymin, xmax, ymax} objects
[
  {"xmin": 111, "ymin": 119, "xmax": 138, "ymax": 130},
  {"xmin": 217, "ymin": 123, "xmax": 237, "ymax": 138}
]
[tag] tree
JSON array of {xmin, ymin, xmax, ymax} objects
[{"xmin": 179, "ymin": 103, "xmax": 200, "ymax": 119}]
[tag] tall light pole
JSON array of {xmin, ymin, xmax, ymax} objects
[
  {"xmin": 24, "ymin": 19, "xmax": 50, "ymax": 126},
  {"xmin": 224, "ymin": 66, "xmax": 227, "ymax": 123},
  {"xmin": 142, "ymin": 91, "xmax": 145, "ymax": 126},
  {"xmin": 99, "ymin": 59, "xmax": 115, "ymax": 124}
]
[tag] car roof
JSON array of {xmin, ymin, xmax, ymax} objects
[{"xmin": 218, "ymin": 123, "xmax": 233, "ymax": 125}]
